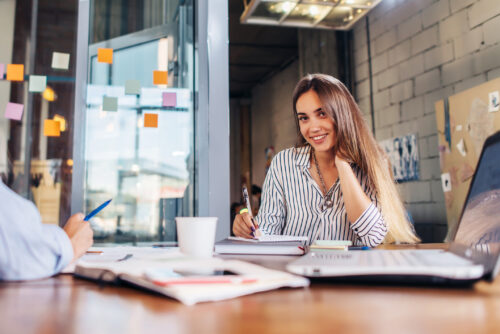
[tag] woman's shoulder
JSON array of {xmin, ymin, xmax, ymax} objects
[{"xmin": 272, "ymin": 146, "xmax": 310, "ymax": 166}]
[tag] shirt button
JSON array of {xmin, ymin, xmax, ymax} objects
[{"xmin": 354, "ymin": 228, "xmax": 359, "ymax": 232}]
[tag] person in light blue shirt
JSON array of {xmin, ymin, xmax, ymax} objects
[{"xmin": 0, "ymin": 180, "xmax": 93, "ymax": 281}]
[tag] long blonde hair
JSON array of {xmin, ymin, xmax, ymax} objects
[{"xmin": 292, "ymin": 74, "xmax": 420, "ymax": 244}]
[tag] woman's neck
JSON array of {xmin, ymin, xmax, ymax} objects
[{"xmin": 313, "ymin": 149, "xmax": 335, "ymax": 168}]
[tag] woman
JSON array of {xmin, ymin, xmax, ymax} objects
[{"xmin": 233, "ymin": 74, "xmax": 419, "ymax": 246}]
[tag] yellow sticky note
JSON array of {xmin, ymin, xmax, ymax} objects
[
  {"xmin": 6, "ymin": 64, "xmax": 24, "ymax": 81},
  {"xmin": 53, "ymin": 114, "xmax": 66, "ymax": 132},
  {"xmin": 144, "ymin": 113, "xmax": 158, "ymax": 128},
  {"xmin": 97, "ymin": 48, "xmax": 113, "ymax": 64},
  {"xmin": 153, "ymin": 70, "xmax": 168, "ymax": 85},
  {"xmin": 44, "ymin": 119, "xmax": 61, "ymax": 137}
]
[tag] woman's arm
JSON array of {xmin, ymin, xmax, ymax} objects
[{"xmin": 336, "ymin": 156, "xmax": 387, "ymax": 247}]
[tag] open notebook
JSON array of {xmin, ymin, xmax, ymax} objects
[
  {"xmin": 215, "ymin": 235, "xmax": 308, "ymax": 255},
  {"xmin": 74, "ymin": 247, "xmax": 308, "ymax": 305}
]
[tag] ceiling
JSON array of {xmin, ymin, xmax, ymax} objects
[{"xmin": 229, "ymin": 0, "xmax": 299, "ymax": 98}]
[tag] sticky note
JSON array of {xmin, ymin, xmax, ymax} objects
[
  {"xmin": 153, "ymin": 70, "xmax": 168, "ymax": 85},
  {"xmin": 441, "ymin": 173, "xmax": 452, "ymax": 192},
  {"xmin": 6, "ymin": 64, "xmax": 24, "ymax": 81},
  {"xmin": 456, "ymin": 138, "xmax": 467, "ymax": 157},
  {"xmin": 489, "ymin": 91, "xmax": 499, "ymax": 112},
  {"xmin": 44, "ymin": 119, "xmax": 61, "ymax": 137},
  {"xmin": 162, "ymin": 92, "xmax": 177, "ymax": 107},
  {"xmin": 51, "ymin": 52, "xmax": 70, "ymax": 70},
  {"xmin": 455, "ymin": 125, "xmax": 463, "ymax": 131},
  {"xmin": 125, "ymin": 80, "xmax": 141, "ymax": 95},
  {"xmin": 29, "ymin": 75, "xmax": 47, "ymax": 92},
  {"xmin": 144, "ymin": 113, "xmax": 158, "ymax": 128},
  {"xmin": 4, "ymin": 102, "xmax": 24, "ymax": 121},
  {"xmin": 97, "ymin": 48, "xmax": 113, "ymax": 64},
  {"xmin": 102, "ymin": 96, "xmax": 118, "ymax": 111},
  {"xmin": 53, "ymin": 114, "xmax": 66, "ymax": 131},
  {"xmin": 0, "ymin": 63, "xmax": 4, "ymax": 79}
]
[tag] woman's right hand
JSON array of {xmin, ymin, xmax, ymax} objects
[{"xmin": 232, "ymin": 212, "xmax": 260, "ymax": 239}]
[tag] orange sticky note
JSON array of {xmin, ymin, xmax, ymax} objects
[
  {"xmin": 153, "ymin": 70, "xmax": 168, "ymax": 85},
  {"xmin": 44, "ymin": 119, "xmax": 61, "ymax": 137},
  {"xmin": 144, "ymin": 113, "xmax": 158, "ymax": 128},
  {"xmin": 6, "ymin": 64, "xmax": 24, "ymax": 81},
  {"xmin": 97, "ymin": 48, "xmax": 113, "ymax": 64}
]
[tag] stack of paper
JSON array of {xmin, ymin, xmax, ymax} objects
[
  {"xmin": 214, "ymin": 235, "xmax": 308, "ymax": 255},
  {"xmin": 74, "ymin": 247, "xmax": 309, "ymax": 305}
]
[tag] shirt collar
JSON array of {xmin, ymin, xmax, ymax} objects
[{"xmin": 294, "ymin": 145, "xmax": 312, "ymax": 168}]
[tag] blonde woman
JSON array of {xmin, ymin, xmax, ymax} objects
[{"xmin": 233, "ymin": 74, "xmax": 419, "ymax": 246}]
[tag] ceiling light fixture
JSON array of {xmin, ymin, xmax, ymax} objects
[{"xmin": 241, "ymin": 0, "xmax": 382, "ymax": 30}]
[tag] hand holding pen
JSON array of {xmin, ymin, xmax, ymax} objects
[{"xmin": 232, "ymin": 186, "xmax": 260, "ymax": 239}]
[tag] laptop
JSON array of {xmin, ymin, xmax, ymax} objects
[{"xmin": 287, "ymin": 131, "xmax": 500, "ymax": 284}]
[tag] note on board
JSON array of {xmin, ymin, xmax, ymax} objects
[
  {"xmin": 6, "ymin": 64, "xmax": 24, "ymax": 81},
  {"xmin": 51, "ymin": 52, "xmax": 70, "ymax": 70},
  {"xmin": 29, "ymin": 75, "xmax": 47, "ymax": 92},
  {"xmin": 125, "ymin": 80, "xmax": 141, "ymax": 95},
  {"xmin": 489, "ymin": 91, "xmax": 499, "ymax": 112},
  {"xmin": 144, "ymin": 113, "xmax": 158, "ymax": 128},
  {"xmin": 102, "ymin": 96, "xmax": 118, "ymax": 112},
  {"xmin": 153, "ymin": 71, "xmax": 168, "ymax": 85},
  {"xmin": 162, "ymin": 92, "xmax": 177, "ymax": 107},
  {"xmin": 4, "ymin": 102, "xmax": 24, "ymax": 121},
  {"xmin": 44, "ymin": 119, "xmax": 61, "ymax": 137},
  {"xmin": 441, "ymin": 173, "xmax": 452, "ymax": 192},
  {"xmin": 97, "ymin": 48, "xmax": 113, "ymax": 64}
]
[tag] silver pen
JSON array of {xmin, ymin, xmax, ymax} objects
[{"xmin": 242, "ymin": 185, "xmax": 257, "ymax": 237}]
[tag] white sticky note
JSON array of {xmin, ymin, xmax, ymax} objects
[
  {"xmin": 125, "ymin": 80, "xmax": 141, "ymax": 95},
  {"xmin": 51, "ymin": 52, "xmax": 70, "ymax": 70},
  {"xmin": 441, "ymin": 173, "xmax": 452, "ymax": 192},
  {"xmin": 456, "ymin": 138, "xmax": 467, "ymax": 157},
  {"xmin": 489, "ymin": 91, "xmax": 499, "ymax": 112},
  {"xmin": 28, "ymin": 75, "xmax": 47, "ymax": 92},
  {"xmin": 455, "ymin": 125, "xmax": 462, "ymax": 131}
]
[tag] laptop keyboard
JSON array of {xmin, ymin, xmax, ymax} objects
[{"xmin": 298, "ymin": 250, "xmax": 474, "ymax": 268}]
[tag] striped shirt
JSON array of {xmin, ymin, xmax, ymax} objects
[{"xmin": 256, "ymin": 145, "xmax": 387, "ymax": 247}]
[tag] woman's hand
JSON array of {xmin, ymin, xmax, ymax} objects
[
  {"xmin": 334, "ymin": 153, "xmax": 352, "ymax": 168},
  {"xmin": 232, "ymin": 212, "xmax": 260, "ymax": 239}
]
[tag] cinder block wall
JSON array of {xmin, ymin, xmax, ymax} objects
[{"xmin": 353, "ymin": 0, "xmax": 500, "ymax": 230}]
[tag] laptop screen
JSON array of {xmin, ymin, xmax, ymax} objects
[{"xmin": 454, "ymin": 132, "xmax": 500, "ymax": 260}]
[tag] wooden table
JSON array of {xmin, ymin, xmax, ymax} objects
[{"xmin": 2, "ymin": 244, "xmax": 500, "ymax": 334}]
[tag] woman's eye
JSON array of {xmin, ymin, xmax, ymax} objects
[
  {"xmin": 298, "ymin": 116, "xmax": 307, "ymax": 121},
  {"xmin": 319, "ymin": 112, "xmax": 326, "ymax": 117}
]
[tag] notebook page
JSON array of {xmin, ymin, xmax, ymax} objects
[{"xmin": 228, "ymin": 235, "xmax": 308, "ymax": 243}]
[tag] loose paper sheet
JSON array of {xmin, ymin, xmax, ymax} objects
[
  {"xmin": 153, "ymin": 70, "xmax": 168, "ymax": 85},
  {"xmin": 4, "ymin": 102, "xmax": 24, "ymax": 121},
  {"xmin": 144, "ymin": 113, "xmax": 158, "ymax": 128},
  {"xmin": 44, "ymin": 119, "xmax": 61, "ymax": 137},
  {"xmin": 162, "ymin": 92, "xmax": 177, "ymax": 107},
  {"xmin": 51, "ymin": 52, "xmax": 70, "ymax": 70},
  {"xmin": 97, "ymin": 48, "xmax": 113, "ymax": 64},
  {"xmin": 29, "ymin": 75, "xmax": 47, "ymax": 92},
  {"xmin": 6, "ymin": 64, "xmax": 24, "ymax": 81},
  {"xmin": 125, "ymin": 80, "xmax": 141, "ymax": 95},
  {"xmin": 102, "ymin": 96, "xmax": 118, "ymax": 112}
]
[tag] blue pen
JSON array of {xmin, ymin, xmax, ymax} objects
[
  {"xmin": 348, "ymin": 246, "xmax": 371, "ymax": 251},
  {"xmin": 84, "ymin": 199, "xmax": 112, "ymax": 221}
]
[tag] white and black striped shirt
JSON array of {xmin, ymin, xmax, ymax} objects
[{"xmin": 256, "ymin": 145, "xmax": 387, "ymax": 247}]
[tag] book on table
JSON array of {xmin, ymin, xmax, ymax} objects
[
  {"xmin": 214, "ymin": 235, "xmax": 308, "ymax": 255},
  {"xmin": 73, "ymin": 246, "xmax": 309, "ymax": 305}
]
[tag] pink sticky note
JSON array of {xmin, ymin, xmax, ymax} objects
[
  {"xmin": 0, "ymin": 63, "xmax": 4, "ymax": 79},
  {"xmin": 5, "ymin": 102, "xmax": 24, "ymax": 121},
  {"xmin": 162, "ymin": 92, "xmax": 177, "ymax": 107}
]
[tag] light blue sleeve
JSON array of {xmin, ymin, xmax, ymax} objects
[{"xmin": 0, "ymin": 182, "xmax": 74, "ymax": 281}]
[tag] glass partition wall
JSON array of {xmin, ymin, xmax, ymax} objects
[{"xmin": 74, "ymin": 1, "xmax": 196, "ymax": 243}]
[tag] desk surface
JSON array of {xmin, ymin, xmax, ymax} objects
[{"xmin": 2, "ymin": 244, "xmax": 500, "ymax": 334}]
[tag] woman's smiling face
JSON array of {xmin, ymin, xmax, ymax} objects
[{"xmin": 296, "ymin": 89, "xmax": 336, "ymax": 153}]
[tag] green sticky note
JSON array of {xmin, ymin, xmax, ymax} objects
[
  {"xmin": 125, "ymin": 80, "xmax": 141, "ymax": 95},
  {"xmin": 102, "ymin": 96, "xmax": 118, "ymax": 111},
  {"xmin": 313, "ymin": 240, "xmax": 352, "ymax": 246},
  {"xmin": 29, "ymin": 75, "xmax": 47, "ymax": 92}
]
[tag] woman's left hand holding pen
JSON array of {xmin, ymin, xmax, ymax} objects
[{"xmin": 232, "ymin": 209, "xmax": 260, "ymax": 239}]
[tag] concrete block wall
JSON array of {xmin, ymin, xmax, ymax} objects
[
  {"xmin": 251, "ymin": 60, "xmax": 300, "ymax": 188},
  {"xmin": 353, "ymin": 0, "xmax": 500, "ymax": 228}
]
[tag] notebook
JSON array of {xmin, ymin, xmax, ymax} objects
[
  {"xmin": 214, "ymin": 235, "xmax": 308, "ymax": 255},
  {"xmin": 287, "ymin": 131, "xmax": 500, "ymax": 284},
  {"xmin": 74, "ymin": 247, "xmax": 309, "ymax": 305}
]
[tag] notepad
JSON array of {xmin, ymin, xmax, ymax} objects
[{"xmin": 228, "ymin": 235, "xmax": 308, "ymax": 243}]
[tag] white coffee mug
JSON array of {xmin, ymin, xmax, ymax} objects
[{"xmin": 175, "ymin": 217, "xmax": 218, "ymax": 258}]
